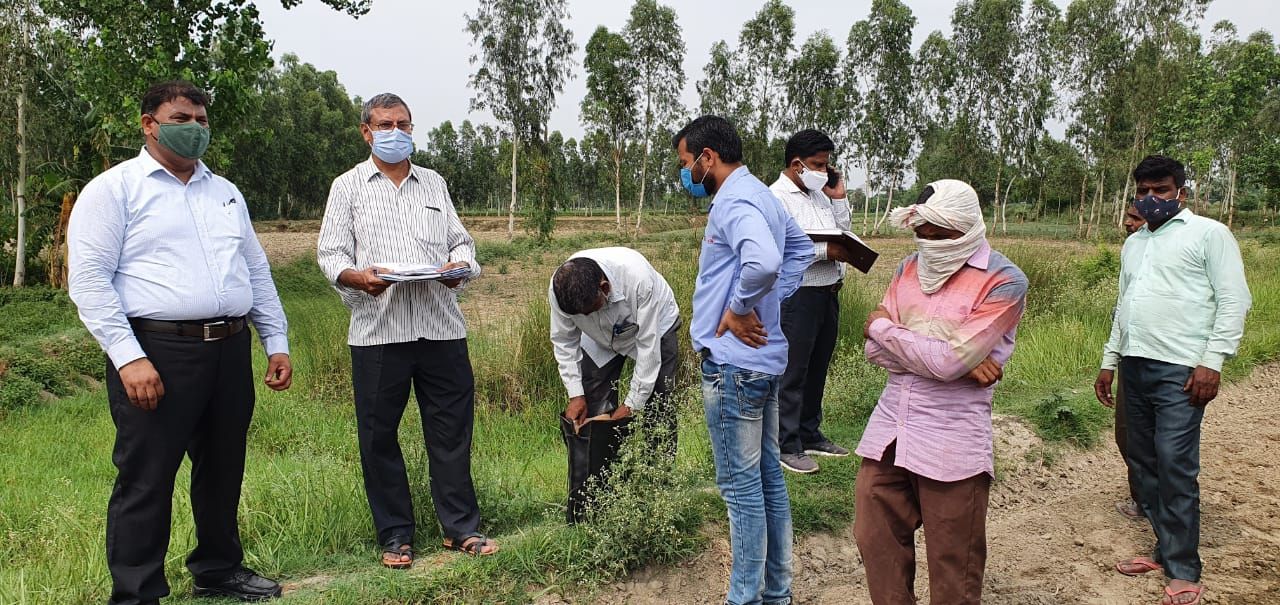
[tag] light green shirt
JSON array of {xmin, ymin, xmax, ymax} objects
[{"xmin": 1102, "ymin": 208, "xmax": 1251, "ymax": 372}]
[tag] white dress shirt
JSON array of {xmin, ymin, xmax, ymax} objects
[
  {"xmin": 549, "ymin": 247, "xmax": 680, "ymax": 410},
  {"xmin": 317, "ymin": 158, "xmax": 479, "ymax": 346},
  {"xmin": 769, "ymin": 172, "xmax": 852, "ymax": 287},
  {"xmin": 67, "ymin": 147, "xmax": 289, "ymax": 369}
]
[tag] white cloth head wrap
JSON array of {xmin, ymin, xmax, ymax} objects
[{"xmin": 887, "ymin": 179, "xmax": 987, "ymax": 294}]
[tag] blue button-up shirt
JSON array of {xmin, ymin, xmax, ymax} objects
[
  {"xmin": 68, "ymin": 147, "xmax": 289, "ymax": 369},
  {"xmin": 691, "ymin": 166, "xmax": 814, "ymax": 375}
]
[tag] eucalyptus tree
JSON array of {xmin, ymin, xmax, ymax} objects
[
  {"xmin": 465, "ymin": 0, "xmax": 577, "ymax": 239},
  {"xmin": 623, "ymin": 0, "xmax": 684, "ymax": 233},
  {"xmin": 784, "ymin": 31, "xmax": 849, "ymax": 143},
  {"xmin": 580, "ymin": 26, "xmax": 636, "ymax": 230},
  {"xmin": 846, "ymin": 0, "xmax": 917, "ymax": 232},
  {"xmin": 736, "ymin": 0, "xmax": 796, "ymax": 171}
]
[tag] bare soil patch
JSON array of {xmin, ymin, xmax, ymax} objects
[{"xmin": 584, "ymin": 364, "xmax": 1280, "ymax": 605}]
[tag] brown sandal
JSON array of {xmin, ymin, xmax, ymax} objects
[{"xmin": 443, "ymin": 532, "xmax": 499, "ymax": 556}]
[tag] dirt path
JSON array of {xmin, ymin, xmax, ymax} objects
[{"xmin": 590, "ymin": 365, "xmax": 1280, "ymax": 605}]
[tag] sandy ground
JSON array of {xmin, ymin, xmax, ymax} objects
[{"xmin": 580, "ymin": 365, "xmax": 1280, "ymax": 605}]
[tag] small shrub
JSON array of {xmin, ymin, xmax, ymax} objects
[
  {"xmin": 1076, "ymin": 246, "xmax": 1120, "ymax": 289},
  {"xmin": 0, "ymin": 373, "xmax": 42, "ymax": 411},
  {"xmin": 1030, "ymin": 391, "xmax": 1106, "ymax": 446},
  {"xmin": 573, "ymin": 409, "xmax": 706, "ymax": 580}
]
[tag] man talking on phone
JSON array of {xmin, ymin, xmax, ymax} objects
[{"xmin": 768, "ymin": 129, "xmax": 854, "ymax": 474}]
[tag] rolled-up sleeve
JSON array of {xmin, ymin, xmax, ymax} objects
[{"xmin": 67, "ymin": 178, "xmax": 146, "ymax": 369}]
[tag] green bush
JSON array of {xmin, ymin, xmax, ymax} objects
[{"xmin": 0, "ymin": 373, "xmax": 42, "ymax": 412}]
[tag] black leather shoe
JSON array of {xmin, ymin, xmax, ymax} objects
[{"xmin": 193, "ymin": 567, "xmax": 282, "ymax": 601}]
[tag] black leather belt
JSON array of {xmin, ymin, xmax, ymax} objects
[
  {"xmin": 804, "ymin": 281, "xmax": 843, "ymax": 293},
  {"xmin": 129, "ymin": 317, "xmax": 247, "ymax": 342}
]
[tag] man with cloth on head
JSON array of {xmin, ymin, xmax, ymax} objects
[{"xmin": 854, "ymin": 179, "xmax": 1028, "ymax": 605}]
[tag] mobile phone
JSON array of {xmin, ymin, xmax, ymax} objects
[{"xmin": 826, "ymin": 168, "xmax": 841, "ymax": 189}]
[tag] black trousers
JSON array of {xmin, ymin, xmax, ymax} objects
[
  {"xmin": 778, "ymin": 285, "xmax": 839, "ymax": 455},
  {"xmin": 350, "ymin": 338, "xmax": 481, "ymax": 545},
  {"xmin": 1121, "ymin": 356, "xmax": 1205, "ymax": 582},
  {"xmin": 579, "ymin": 323, "xmax": 681, "ymax": 456},
  {"xmin": 105, "ymin": 327, "xmax": 254, "ymax": 605}
]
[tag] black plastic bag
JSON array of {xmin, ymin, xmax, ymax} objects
[{"xmin": 559, "ymin": 413, "xmax": 632, "ymax": 524}]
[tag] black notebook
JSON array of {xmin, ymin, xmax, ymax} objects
[{"xmin": 805, "ymin": 229, "xmax": 879, "ymax": 274}]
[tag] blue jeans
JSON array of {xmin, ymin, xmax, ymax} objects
[
  {"xmin": 1121, "ymin": 357, "xmax": 1205, "ymax": 582},
  {"xmin": 702, "ymin": 359, "xmax": 793, "ymax": 605}
]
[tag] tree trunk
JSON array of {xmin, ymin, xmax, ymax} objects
[
  {"xmin": 873, "ymin": 175, "xmax": 898, "ymax": 232},
  {"xmin": 1001, "ymin": 176, "xmax": 1014, "ymax": 234},
  {"xmin": 991, "ymin": 161, "xmax": 1003, "ymax": 234},
  {"xmin": 1227, "ymin": 166, "xmax": 1238, "ymax": 229},
  {"xmin": 861, "ymin": 157, "xmax": 872, "ymax": 234},
  {"xmin": 508, "ymin": 137, "xmax": 519, "ymax": 240},
  {"xmin": 49, "ymin": 192, "xmax": 75, "ymax": 289},
  {"xmin": 1077, "ymin": 172, "xmax": 1088, "ymax": 237},
  {"xmin": 636, "ymin": 136, "xmax": 651, "ymax": 235},
  {"xmin": 613, "ymin": 144, "xmax": 622, "ymax": 231},
  {"xmin": 13, "ymin": 79, "xmax": 28, "ymax": 287}
]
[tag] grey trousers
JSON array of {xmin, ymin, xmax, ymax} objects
[{"xmin": 1120, "ymin": 356, "xmax": 1205, "ymax": 582}]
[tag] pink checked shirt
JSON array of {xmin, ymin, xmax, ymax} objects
[{"xmin": 856, "ymin": 242, "xmax": 1028, "ymax": 482}]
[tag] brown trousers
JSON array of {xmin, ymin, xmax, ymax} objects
[{"xmin": 854, "ymin": 442, "xmax": 991, "ymax": 605}]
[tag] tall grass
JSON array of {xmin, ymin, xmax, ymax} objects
[{"xmin": 3, "ymin": 230, "xmax": 1280, "ymax": 603}]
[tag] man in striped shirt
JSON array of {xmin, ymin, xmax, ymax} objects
[
  {"xmin": 854, "ymin": 180, "xmax": 1028, "ymax": 605},
  {"xmin": 768, "ymin": 129, "xmax": 855, "ymax": 474},
  {"xmin": 317, "ymin": 93, "xmax": 497, "ymax": 568}
]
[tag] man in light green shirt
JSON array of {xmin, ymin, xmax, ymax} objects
[{"xmin": 1094, "ymin": 155, "xmax": 1251, "ymax": 605}]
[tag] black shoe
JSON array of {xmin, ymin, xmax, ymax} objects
[
  {"xmin": 804, "ymin": 440, "xmax": 850, "ymax": 457},
  {"xmin": 193, "ymin": 567, "xmax": 282, "ymax": 601}
]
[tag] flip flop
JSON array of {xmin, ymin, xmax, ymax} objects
[
  {"xmin": 1115, "ymin": 556, "xmax": 1163, "ymax": 576},
  {"xmin": 443, "ymin": 532, "xmax": 499, "ymax": 556},
  {"xmin": 1115, "ymin": 499, "xmax": 1145, "ymax": 521},
  {"xmin": 1163, "ymin": 584, "xmax": 1204, "ymax": 605},
  {"xmin": 381, "ymin": 537, "xmax": 414, "ymax": 570}
]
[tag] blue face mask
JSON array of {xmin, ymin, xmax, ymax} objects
[
  {"xmin": 371, "ymin": 128, "xmax": 414, "ymax": 164},
  {"xmin": 680, "ymin": 152, "xmax": 710, "ymax": 198},
  {"xmin": 1134, "ymin": 193, "xmax": 1181, "ymax": 227}
]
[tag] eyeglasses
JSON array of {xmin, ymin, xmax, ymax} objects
[{"xmin": 368, "ymin": 120, "xmax": 414, "ymax": 132}]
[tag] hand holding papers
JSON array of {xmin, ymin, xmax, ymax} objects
[
  {"xmin": 806, "ymin": 229, "xmax": 879, "ymax": 274},
  {"xmin": 374, "ymin": 262, "xmax": 471, "ymax": 283}
]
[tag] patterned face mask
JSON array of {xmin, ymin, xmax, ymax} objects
[{"xmin": 1134, "ymin": 194, "xmax": 1181, "ymax": 227}]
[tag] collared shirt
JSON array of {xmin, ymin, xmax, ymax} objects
[
  {"xmin": 1101, "ymin": 208, "xmax": 1251, "ymax": 372},
  {"xmin": 857, "ymin": 242, "xmax": 1028, "ymax": 482},
  {"xmin": 68, "ymin": 147, "xmax": 289, "ymax": 369},
  {"xmin": 317, "ymin": 158, "xmax": 479, "ymax": 346},
  {"xmin": 769, "ymin": 172, "xmax": 852, "ymax": 287},
  {"xmin": 549, "ymin": 247, "xmax": 681, "ymax": 410},
  {"xmin": 691, "ymin": 166, "xmax": 815, "ymax": 376}
]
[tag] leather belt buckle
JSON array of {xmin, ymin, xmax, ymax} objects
[{"xmin": 202, "ymin": 320, "xmax": 228, "ymax": 342}]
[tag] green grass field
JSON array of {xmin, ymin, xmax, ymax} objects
[{"xmin": 2, "ymin": 224, "xmax": 1278, "ymax": 604}]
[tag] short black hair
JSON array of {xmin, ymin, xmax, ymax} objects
[
  {"xmin": 783, "ymin": 129, "xmax": 835, "ymax": 165},
  {"xmin": 140, "ymin": 81, "xmax": 209, "ymax": 115},
  {"xmin": 915, "ymin": 185, "xmax": 935, "ymax": 204},
  {"xmin": 671, "ymin": 115, "xmax": 743, "ymax": 163},
  {"xmin": 1132, "ymin": 155, "xmax": 1186, "ymax": 188},
  {"xmin": 552, "ymin": 257, "xmax": 606, "ymax": 315}
]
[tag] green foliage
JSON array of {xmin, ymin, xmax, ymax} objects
[
  {"xmin": 1075, "ymin": 245, "xmax": 1120, "ymax": 288},
  {"xmin": 1029, "ymin": 391, "xmax": 1108, "ymax": 446}
]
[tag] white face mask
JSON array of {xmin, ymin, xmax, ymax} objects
[{"xmin": 798, "ymin": 162, "xmax": 828, "ymax": 192}]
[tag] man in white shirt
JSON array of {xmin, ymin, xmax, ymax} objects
[
  {"xmin": 769, "ymin": 129, "xmax": 856, "ymax": 474},
  {"xmin": 550, "ymin": 247, "xmax": 682, "ymax": 452},
  {"xmin": 68, "ymin": 81, "xmax": 291, "ymax": 604},
  {"xmin": 555, "ymin": 245, "xmax": 686, "ymax": 463},
  {"xmin": 317, "ymin": 93, "xmax": 496, "ymax": 567}
]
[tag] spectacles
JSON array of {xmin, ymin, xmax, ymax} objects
[{"xmin": 368, "ymin": 120, "xmax": 414, "ymax": 132}]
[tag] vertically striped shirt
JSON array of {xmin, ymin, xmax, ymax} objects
[
  {"xmin": 856, "ymin": 242, "xmax": 1028, "ymax": 482},
  {"xmin": 317, "ymin": 158, "xmax": 479, "ymax": 346},
  {"xmin": 768, "ymin": 173, "xmax": 851, "ymax": 287}
]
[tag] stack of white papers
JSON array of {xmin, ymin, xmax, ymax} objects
[{"xmin": 374, "ymin": 263, "xmax": 471, "ymax": 283}]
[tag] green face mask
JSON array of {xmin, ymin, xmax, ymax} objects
[{"xmin": 153, "ymin": 120, "xmax": 211, "ymax": 159}]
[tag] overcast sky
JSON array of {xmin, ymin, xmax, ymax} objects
[{"xmin": 258, "ymin": 0, "xmax": 1277, "ymax": 144}]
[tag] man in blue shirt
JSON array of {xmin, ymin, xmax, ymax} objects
[{"xmin": 673, "ymin": 115, "xmax": 813, "ymax": 605}]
